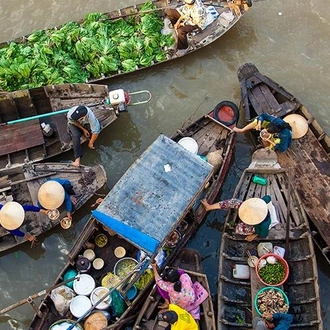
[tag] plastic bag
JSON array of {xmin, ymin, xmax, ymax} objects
[
  {"xmin": 50, "ymin": 285, "xmax": 75, "ymax": 316},
  {"xmin": 110, "ymin": 289, "xmax": 126, "ymax": 317}
]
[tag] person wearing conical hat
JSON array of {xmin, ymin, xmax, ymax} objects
[
  {"xmin": 38, "ymin": 178, "xmax": 75, "ymax": 221},
  {"xmin": 201, "ymin": 195, "xmax": 272, "ymax": 241},
  {"xmin": 67, "ymin": 105, "xmax": 101, "ymax": 167},
  {"xmin": 0, "ymin": 201, "xmax": 48, "ymax": 242},
  {"xmin": 233, "ymin": 113, "xmax": 292, "ymax": 153}
]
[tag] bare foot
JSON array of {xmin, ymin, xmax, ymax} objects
[
  {"xmin": 88, "ymin": 142, "xmax": 95, "ymax": 149},
  {"xmin": 72, "ymin": 159, "xmax": 80, "ymax": 167},
  {"xmin": 201, "ymin": 199, "xmax": 211, "ymax": 212}
]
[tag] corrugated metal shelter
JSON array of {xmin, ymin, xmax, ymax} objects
[{"xmin": 93, "ymin": 134, "xmax": 213, "ymax": 256}]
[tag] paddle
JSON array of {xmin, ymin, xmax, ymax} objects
[
  {"xmin": 0, "ymin": 101, "xmax": 104, "ymax": 126},
  {"xmin": 0, "ymin": 274, "xmax": 80, "ymax": 315},
  {"xmin": 66, "ymin": 259, "xmax": 148, "ymax": 330}
]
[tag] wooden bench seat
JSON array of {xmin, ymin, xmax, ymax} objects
[{"xmin": 0, "ymin": 120, "xmax": 44, "ymax": 156}]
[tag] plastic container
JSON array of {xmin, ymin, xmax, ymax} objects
[
  {"xmin": 178, "ymin": 137, "xmax": 198, "ymax": 154},
  {"xmin": 120, "ymin": 285, "xmax": 138, "ymax": 301},
  {"xmin": 254, "ymin": 286, "xmax": 289, "ymax": 316},
  {"xmin": 83, "ymin": 249, "xmax": 96, "ymax": 262},
  {"xmin": 93, "ymin": 258, "xmax": 105, "ymax": 270},
  {"xmin": 90, "ymin": 287, "xmax": 111, "ymax": 310},
  {"xmin": 256, "ymin": 253, "xmax": 289, "ymax": 286},
  {"xmin": 49, "ymin": 319, "xmax": 83, "ymax": 330},
  {"xmin": 114, "ymin": 257, "xmax": 138, "ymax": 278},
  {"xmin": 70, "ymin": 295, "xmax": 92, "ymax": 318},
  {"xmin": 73, "ymin": 274, "xmax": 95, "ymax": 296},
  {"xmin": 63, "ymin": 268, "xmax": 78, "ymax": 289},
  {"xmin": 232, "ymin": 264, "xmax": 250, "ymax": 279},
  {"xmin": 252, "ymin": 175, "xmax": 268, "ymax": 185},
  {"xmin": 257, "ymin": 242, "xmax": 273, "ymax": 257},
  {"xmin": 274, "ymin": 246, "xmax": 286, "ymax": 258}
]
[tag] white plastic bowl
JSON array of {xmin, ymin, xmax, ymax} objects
[
  {"xmin": 73, "ymin": 274, "xmax": 95, "ymax": 296},
  {"xmin": 70, "ymin": 295, "xmax": 92, "ymax": 318},
  {"xmin": 178, "ymin": 137, "xmax": 198, "ymax": 154},
  {"xmin": 90, "ymin": 287, "xmax": 111, "ymax": 310}
]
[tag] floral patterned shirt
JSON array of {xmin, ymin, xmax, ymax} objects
[
  {"xmin": 218, "ymin": 198, "xmax": 243, "ymax": 209},
  {"xmin": 156, "ymin": 273, "xmax": 196, "ymax": 310}
]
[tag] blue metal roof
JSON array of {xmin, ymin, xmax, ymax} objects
[{"xmin": 93, "ymin": 134, "xmax": 213, "ymax": 254}]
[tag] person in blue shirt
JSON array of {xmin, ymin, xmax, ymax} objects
[
  {"xmin": 38, "ymin": 178, "xmax": 75, "ymax": 221},
  {"xmin": 233, "ymin": 113, "xmax": 292, "ymax": 152},
  {"xmin": 0, "ymin": 202, "xmax": 48, "ymax": 243},
  {"xmin": 67, "ymin": 105, "xmax": 101, "ymax": 166},
  {"xmin": 253, "ymin": 312, "xmax": 293, "ymax": 329}
]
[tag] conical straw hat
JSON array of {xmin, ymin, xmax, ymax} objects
[
  {"xmin": 0, "ymin": 201, "xmax": 25, "ymax": 230},
  {"xmin": 283, "ymin": 114, "xmax": 308, "ymax": 139},
  {"xmin": 38, "ymin": 181, "xmax": 65, "ymax": 209},
  {"xmin": 238, "ymin": 198, "xmax": 268, "ymax": 225}
]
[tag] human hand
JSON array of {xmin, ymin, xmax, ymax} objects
[
  {"xmin": 150, "ymin": 261, "xmax": 157, "ymax": 268},
  {"xmin": 67, "ymin": 212, "xmax": 72, "ymax": 220},
  {"xmin": 83, "ymin": 129, "xmax": 90, "ymax": 138},
  {"xmin": 256, "ymin": 121, "xmax": 262, "ymax": 131},
  {"xmin": 263, "ymin": 312, "xmax": 272, "ymax": 320}
]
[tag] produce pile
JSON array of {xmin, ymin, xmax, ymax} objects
[
  {"xmin": 0, "ymin": 2, "xmax": 175, "ymax": 92},
  {"xmin": 258, "ymin": 259, "xmax": 286, "ymax": 285},
  {"xmin": 256, "ymin": 289, "xmax": 289, "ymax": 314}
]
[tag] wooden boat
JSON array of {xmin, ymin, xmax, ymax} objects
[
  {"xmin": 0, "ymin": 0, "xmax": 252, "ymax": 92},
  {"xmin": 27, "ymin": 128, "xmax": 236, "ymax": 329},
  {"xmin": 0, "ymin": 162, "xmax": 107, "ymax": 253},
  {"xmin": 0, "ymin": 83, "xmax": 122, "ymax": 171},
  {"xmin": 217, "ymin": 150, "xmax": 322, "ymax": 329},
  {"xmin": 237, "ymin": 62, "xmax": 330, "ymax": 263},
  {"xmin": 132, "ymin": 248, "xmax": 216, "ymax": 330}
]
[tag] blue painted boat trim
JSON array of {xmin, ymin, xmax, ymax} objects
[{"xmin": 92, "ymin": 209, "xmax": 160, "ymax": 254}]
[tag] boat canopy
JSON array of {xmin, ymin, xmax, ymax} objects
[{"xmin": 93, "ymin": 134, "xmax": 213, "ymax": 255}]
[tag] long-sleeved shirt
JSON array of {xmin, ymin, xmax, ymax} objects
[
  {"xmin": 0, "ymin": 204, "xmax": 42, "ymax": 237},
  {"xmin": 272, "ymin": 313, "xmax": 293, "ymax": 330},
  {"xmin": 67, "ymin": 105, "xmax": 101, "ymax": 134},
  {"xmin": 257, "ymin": 113, "xmax": 292, "ymax": 152},
  {"xmin": 38, "ymin": 178, "xmax": 73, "ymax": 212}
]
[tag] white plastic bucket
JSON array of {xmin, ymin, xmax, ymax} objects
[
  {"xmin": 178, "ymin": 137, "xmax": 198, "ymax": 154},
  {"xmin": 90, "ymin": 287, "xmax": 111, "ymax": 310}
]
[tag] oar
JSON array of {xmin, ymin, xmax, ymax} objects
[
  {"xmin": 0, "ymin": 274, "xmax": 80, "ymax": 315},
  {"xmin": 66, "ymin": 259, "xmax": 148, "ymax": 330},
  {"xmin": 0, "ymin": 101, "xmax": 104, "ymax": 126}
]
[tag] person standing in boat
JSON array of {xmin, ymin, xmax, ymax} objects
[
  {"xmin": 38, "ymin": 179, "xmax": 75, "ymax": 221},
  {"xmin": 201, "ymin": 196, "xmax": 272, "ymax": 242},
  {"xmin": 166, "ymin": 0, "xmax": 207, "ymax": 56},
  {"xmin": 253, "ymin": 312, "xmax": 293, "ymax": 329},
  {"xmin": 233, "ymin": 113, "xmax": 292, "ymax": 152},
  {"xmin": 67, "ymin": 105, "xmax": 101, "ymax": 166},
  {"xmin": 0, "ymin": 201, "xmax": 48, "ymax": 243}
]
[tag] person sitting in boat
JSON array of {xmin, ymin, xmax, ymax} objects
[
  {"xmin": 157, "ymin": 304, "xmax": 198, "ymax": 330},
  {"xmin": 0, "ymin": 201, "xmax": 48, "ymax": 243},
  {"xmin": 150, "ymin": 262, "xmax": 200, "ymax": 320},
  {"xmin": 201, "ymin": 196, "xmax": 272, "ymax": 242},
  {"xmin": 166, "ymin": 0, "xmax": 208, "ymax": 56},
  {"xmin": 233, "ymin": 113, "xmax": 292, "ymax": 152},
  {"xmin": 67, "ymin": 105, "xmax": 101, "ymax": 166},
  {"xmin": 253, "ymin": 312, "xmax": 293, "ymax": 330},
  {"xmin": 38, "ymin": 179, "xmax": 75, "ymax": 221}
]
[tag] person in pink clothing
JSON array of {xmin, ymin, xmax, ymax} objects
[{"xmin": 151, "ymin": 262, "xmax": 200, "ymax": 319}]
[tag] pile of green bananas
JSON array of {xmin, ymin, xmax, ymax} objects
[{"xmin": 0, "ymin": 1, "xmax": 174, "ymax": 92}]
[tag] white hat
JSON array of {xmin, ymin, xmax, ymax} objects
[
  {"xmin": 38, "ymin": 181, "xmax": 65, "ymax": 209},
  {"xmin": 238, "ymin": 198, "xmax": 268, "ymax": 225},
  {"xmin": 283, "ymin": 114, "xmax": 308, "ymax": 139},
  {"xmin": 184, "ymin": 0, "xmax": 195, "ymax": 4},
  {"xmin": 0, "ymin": 201, "xmax": 25, "ymax": 230}
]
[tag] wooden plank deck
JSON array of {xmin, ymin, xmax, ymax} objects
[{"xmin": 0, "ymin": 120, "xmax": 44, "ymax": 156}]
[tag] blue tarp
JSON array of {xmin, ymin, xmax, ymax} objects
[{"xmin": 95, "ymin": 134, "xmax": 213, "ymax": 255}]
